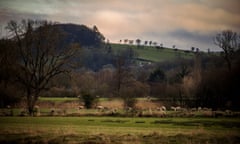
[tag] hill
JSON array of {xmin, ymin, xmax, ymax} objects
[
  {"xmin": 54, "ymin": 24, "xmax": 195, "ymax": 64},
  {"xmin": 54, "ymin": 24, "xmax": 195, "ymax": 63},
  {"xmin": 50, "ymin": 24, "xmax": 198, "ymax": 69},
  {"xmin": 111, "ymin": 43, "xmax": 195, "ymax": 62},
  {"xmin": 55, "ymin": 23, "xmax": 105, "ymax": 48}
]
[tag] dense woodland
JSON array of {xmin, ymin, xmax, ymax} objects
[{"xmin": 0, "ymin": 19, "xmax": 240, "ymax": 115}]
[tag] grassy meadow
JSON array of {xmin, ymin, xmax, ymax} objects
[
  {"xmin": 1, "ymin": 97, "xmax": 240, "ymax": 143},
  {"xmin": 111, "ymin": 43, "xmax": 194, "ymax": 62},
  {"xmin": 0, "ymin": 117, "xmax": 239, "ymax": 143}
]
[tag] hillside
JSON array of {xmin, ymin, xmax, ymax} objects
[
  {"xmin": 54, "ymin": 24, "xmax": 195, "ymax": 64},
  {"xmin": 55, "ymin": 23, "xmax": 105, "ymax": 48},
  {"xmin": 51, "ymin": 24, "xmax": 197, "ymax": 68},
  {"xmin": 111, "ymin": 43, "xmax": 195, "ymax": 62}
]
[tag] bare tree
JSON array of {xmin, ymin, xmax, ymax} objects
[
  {"xmin": 114, "ymin": 56, "xmax": 126, "ymax": 97},
  {"xmin": 6, "ymin": 19, "xmax": 80, "ymax": 115},
  {"xmin": 135, "ymin": 39, "xmax": 141, "ymax": 47},
  {"xmin": 124, "ymin": 39, "xmax": 128, "ymax": 44},
  {"xmin": 191, "ymin": 47, "xmax": 195, "ymax": 52},
  {"xmin": 214, "ymin": 30, "xmax": 239, "ymax": 71},
  {"xmin": 144, "ymin": 41, "xmax": 148, "ymax": 46},
  {"xmin": 149, "ymin": 41, "xmax": 152, "ymax": 46},
  {"xmin": 160, "ymin": 43, "xmax": 163, "ymax": 48},
  {"xmin": 153, "ymin": 42, "xmax": 157, "ymax": 46},
  {"xmin": 0, "ymin": 39, "xmax": 23, "ymax": 107},
  {"xmin": 128, "ymin": 40, "xmax": 134, "ymax": 45}
]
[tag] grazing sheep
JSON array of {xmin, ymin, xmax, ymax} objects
[
  {"xmin": 176, "ymin": 106, "xmax": 181, "ymax": 111},
  {"xmin": 170, "ymin": 106, "xmax": 177, "ymax": 111},
  {"xmin": 125, "ymin": 107, "xmax": 133, "ymax": 111},
  {"xmin": 157, "ymin": 106, "xmax": 166, "ymax": 111},
  {"xmin": 225, "ymin": 109, "xmax": 232, "ymax": 114},
  {"xmin": 96, "ymin": 105, "xmax": 104, "ymax": 110},
  {"xmin": 161, "ymin": 106, "xmax": 166, "ymax": 111},
  {"xmin": 96, "ymin": 105, "xmax": 106, "ymax": 112},
  {"xmin": 146, "ymin": 96, "xmax": 152, "ymax": 102},
  {"xmin": 203, "ymin": 107, "xmax": 212, "ymax": 111},
  {"xmin": 33, "ymin": 105, "xmax": 40, "ymax": 116},
  {"xmin": 191, "ymin": 108, "xmax": 197, "ymax": 111},
  {"xmin": 198, "ymin": 107, "xmax": 202, "ymax": 111},
  {"xmin": 50, "ymin": 108, "xmax": 65, "ymax": 116},
  {"xmin": 112, "ymin": 108, "xmax": 118, "ymax": 113},
  {"xmin": 170, "ymin": 106, "xmax": 181, "ymax": 111},
  {"xmin": 148, "ymin": 108, "xmax": 153, "ymax": 115},
  {"xmin": 78, "ymin": 106, "xmax": 84, "ymax": 110},
  {"xmin": 110, "ymin": 108, "xmax": 118, "ymax": 115}
]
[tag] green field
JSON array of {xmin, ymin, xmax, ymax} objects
[
  {"xmin": 111, "ymin": 43, "xmax": 194, "ymax": 62},
  {"xmin": 39, "ymin": 97, "xmax": 79, "ymax": 102},
  {"xmin": 0, "ymin": 117, "xmax": 239, "ymax": 143}
]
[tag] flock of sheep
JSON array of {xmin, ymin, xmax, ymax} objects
[{"xmin": 0, "ymin": 104, "xmax": 236, "ymax": 117}]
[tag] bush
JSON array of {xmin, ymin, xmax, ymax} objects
[
  {"xmin": 120, "ymin": 87, "xmax": 137, "ymax": 109},
  {"xmin": 80, "ymin": 91, "xmax": 98, "ymax": 109}
]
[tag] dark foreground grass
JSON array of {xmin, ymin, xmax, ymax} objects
[{"xmin": 0, "ymin": 117, "xmax": 239, "ymax": 144}]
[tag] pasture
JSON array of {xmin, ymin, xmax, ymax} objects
[
  {"xmin": 0, "ymin": 117, "xmax": 239, "ymax": 143},
  {"xmin": 1, "ymin": 97, "xmax": 240, "ymax": 143},
  {"xmin": 111, "ymin": 43, "xmax": 194, "ymax": 62}
]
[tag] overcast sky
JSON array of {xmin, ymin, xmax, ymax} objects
[{"xmin": 0, "ymin": 0, "xmax": 240, "ymax": 51}]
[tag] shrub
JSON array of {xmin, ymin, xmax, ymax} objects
[
  {"xmin": 80, "ymin": 91, "xmax": 98, "ymax": 109},
  {"xmin": 120, "ymin": 87, "xmax": 137, "ymax": 109}
]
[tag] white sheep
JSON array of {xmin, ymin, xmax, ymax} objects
[
  {"xmin": 191, "ymin": 108, "xmax": 197, "ymax": 111},
  {"xmin": 171, "ymin": 106, "xmax": 177, "ymax": 111},
  {"xmin": 203, "ymin": 107, "xmax": 212, "ymax": 111},
  {"xmin": 157, "ymin": 106, "xmax": 166, "ymax": 111},
  {"xmin": 78, "ymin": 106, "xmax": 84, "ymax": 110},
  {"xmin": 126, "ymin": 107, "xmax": 133, "ymax": 111},
  {"xmin": 96, "ymin": 105, "xmax": 104, "ymax": 109},
  {"xmin": 176, "ymin": 106, "xmax": 181, "ymax": 111},
  {"xmin": 225, "ymin": 109, "xmax": 232, "ymax": 114},
  {"xmin": 161, "ymin": 106, "xmax": 166, "ymax": 111},
  {"xmin": 33, "ymin": 105, "xmax": 40, "ymax": 116},
  {"xmin": 198, "ymin": 107, "xmax": 202, "ymax": 111},
  {"xmin": 110, "ymin": 108, "xmax": 118, "ymax": 115}
]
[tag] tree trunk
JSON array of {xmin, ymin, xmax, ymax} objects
[
  {"xmin": 226, "ymin": 57, "xmax": 232, "ymax": 71},
  {"xmin": 27, "ymin": 91, "xmax": 38, "ymax": 116}
]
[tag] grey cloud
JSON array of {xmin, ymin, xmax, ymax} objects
[
  {"xmin": 167, "ymin": 29, "xmax": 218, "ymax": 50},
  {"xmin": 0, "ymin": 0, "xmax": 239, "ymax": 51}
]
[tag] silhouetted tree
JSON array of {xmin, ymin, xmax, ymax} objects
[
  {"xmin": 191, "ymin": 47, "xmax": 195, "ymax": 52},
  {"xmin": 124, "ymin": 39, "xmax": 128, "ymax": 44},
  {"xmin": 114, "ymin": 55, "xmax": 127, "ymax": 97},
  {"xmin": 207, "ymin": 48, "xmax": 210, "ymax": 54},
  {"xmin": 129, "ymin": 40, "xmax": 134, "ymax": 45},
  {"xmin": 148, "ymin": 68, "xmax": 166, "ymax": 83},
  {"xmin": 93, "ymin": 25, "xmax": 105, "ymax": 45},
  {"xmin": 144, "ymin": 41, "xmax": 148, "ymax": 46},
  {"xmin": 149, "ymin": 41, "xmax": 152, "ymax": 46},
  {"xmin": 160, "ymin": 43, "xmax": 163, "ymax": 48},
  {"xmin": 0, "ymin": 39, "xmax": 23, "ymax": 107},
  {"xmin": 136, "ymin": 39, "xmax": 141, "ymax": 47},
  {"xmin": 196, "ymin": 48, "xmax": 199, "ymax": 53},
  {"xmin": 214, "ymin": 30, "xmax": 240, "ymax": 71},
  {"xmin": 153, "ymin": 42, "xmax": 157, "ymax": 46},
  {"xmin": 6, "ymin": 19, "xmax": 80, "ymax": 115}
]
